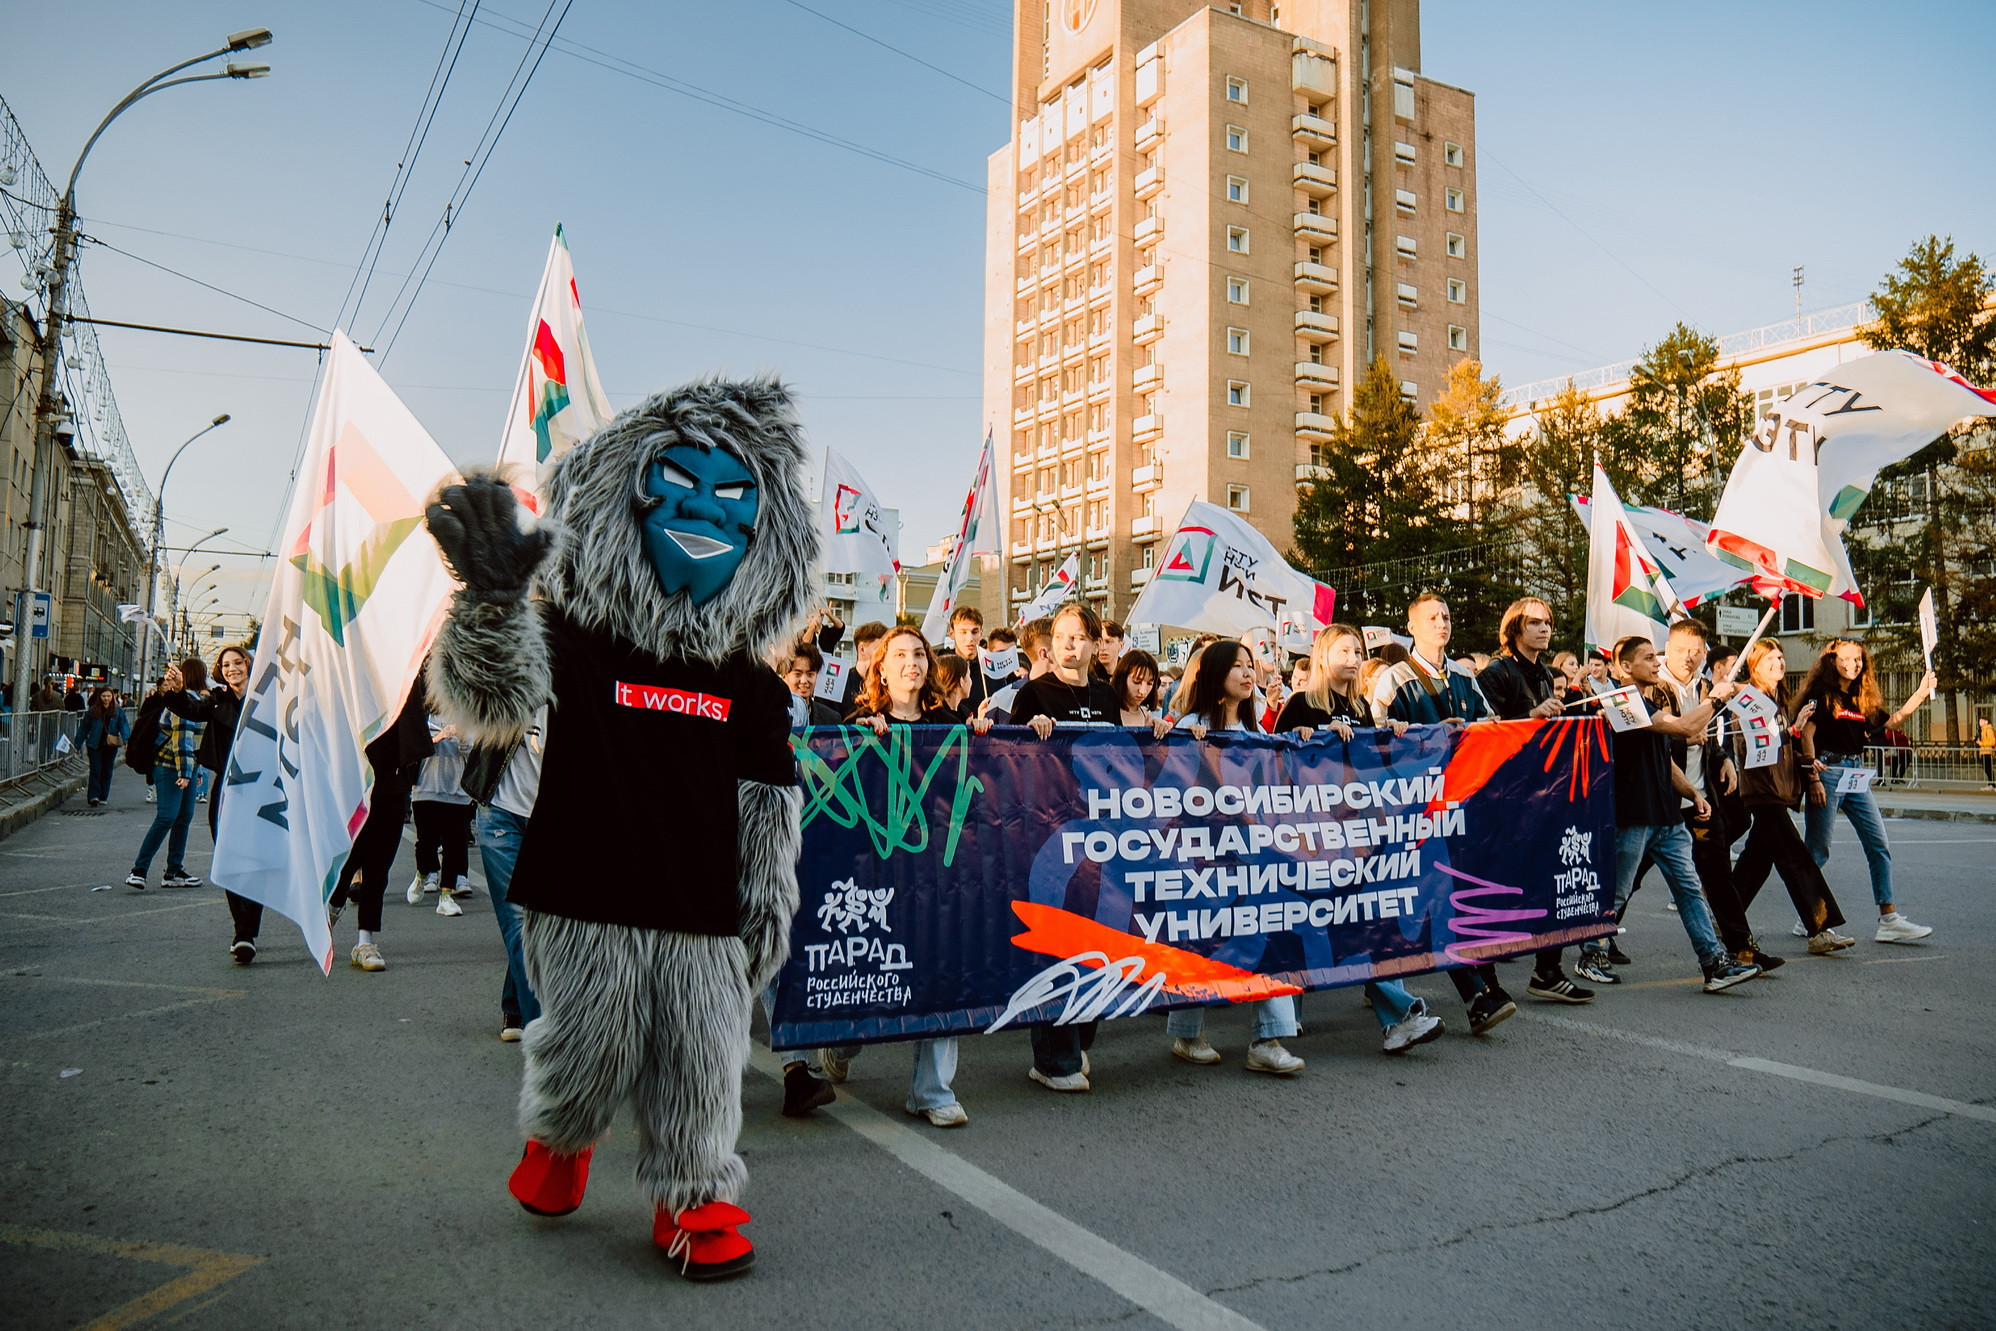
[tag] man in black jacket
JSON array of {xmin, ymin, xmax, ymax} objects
[{"xmin": 1479, "ymin": 599, "xmax": 1593, "ymax": 1004}]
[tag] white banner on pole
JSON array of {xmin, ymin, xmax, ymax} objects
[
  {"xmin": 820, "ymin": 447, "xmax": 900, "ymax": 610},
  {"xmin": 1708, "ymin": 350, "xmax": 1996, "ymax": 602},
  {"xmin": 1584, "ymin": 465, "xmax": 1688, "ymax": 651},
  {"xmin": 494, "ymin": 224, "xmax": 614, "ymax": 507},
  {"xmin": 212, "ymin": 332, "xmax": 459, "ymax": 973},
  {"xmin": 1016, "ymin": 553, "xmax": 1079, "ymax": 625},
  {"xmin": 1917, "ymin": 587, "xmax": 1939, "ymax": 670},
  {"xmin": 920, "ymin": 432, "xmax": 999, "ymax": 643},
  {"xmin": 1571, "ymin": 494, "xmax": 1748, "ymax": 608},
  {"xmin": 1125, "ymin": 502, "xmax": 1337, "ymax": 647}
]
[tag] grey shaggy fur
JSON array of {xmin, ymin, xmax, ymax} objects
[
  {"xmin": 520, "ymin": 912, "xmax": 751, "ymax": 1213},
  {"xmin": 540, "ymin": 375, "xmax": 818, "ymax": 666},
  {"xmin": 425, "ymin": 595, "xmax": 551, "ymax": 750},
  {"xmin": 737, "ymin": 779, "xmax": 805, "ymax": 990}
]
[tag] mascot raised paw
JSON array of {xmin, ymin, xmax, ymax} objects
[{"xmin": 423, "ymin": 378, "xmax": 816, "ymax": 1281}]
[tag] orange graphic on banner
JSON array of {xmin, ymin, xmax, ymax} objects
[{"xmin": 1008, "ymin": 900, "xmax": 1303, "ymax": 1003}]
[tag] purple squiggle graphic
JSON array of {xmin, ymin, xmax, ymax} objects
[{"xmin": 1437, "ymin": 863, "xmax": 1548, "ymax": 964}]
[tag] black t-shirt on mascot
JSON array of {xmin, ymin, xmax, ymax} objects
[
  {"xmin": 1008, "ymin": 674, "xmax": 1121, "ymax": 726},
  {"xmin": 509, "ymin": 608, "xmax": 799, "ymax": 936}
]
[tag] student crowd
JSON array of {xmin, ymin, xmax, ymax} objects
[{"xmin": 88, "ymin": 587, "xmax": 1939, "ymax": 1131}]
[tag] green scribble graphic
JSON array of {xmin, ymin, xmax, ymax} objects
[{"xmin": 793, "ymin": 726, "xmax": 985, "ymax": 865}]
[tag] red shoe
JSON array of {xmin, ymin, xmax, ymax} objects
[
  {"xmin": 653, "ymin": 1200, "xmax": 755, "ymax": 1281},
  {"xmin": 508, "ymin": 1140, "xmax": 592, "ymax": 1216}
]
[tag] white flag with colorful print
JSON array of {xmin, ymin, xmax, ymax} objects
[
  {"xmin": 1125, "ymin": 501, "xmax": 1338, "ymax": 645},
  {"xmin": 1016, "ymin": 552, "xmax": 1080, "ymax": 625},
  {"xmin": 919, "ymin": 432, "xmax": 999, "ymax": 643},
  {"xmin": 1585, "ymin": 464, "xmax": 1687, "ymax": 651},
  {"xmin": 212, "ymin": 332, "xmax": 458, "ymax": 973},
  {"xmin": 820, "ymin": 447, "xmax": 899, "ymax": 608},
  {"xmin": 1570, "ymin": 494, "xmax": 1749, "ymax": 608},
  {"xmin": 1707, "ymin": 351, "xmax": 1996, "ymax": 603},
  {"xmin": 495, "ymin": 223, "xmax": 614, "ymax": 507}
]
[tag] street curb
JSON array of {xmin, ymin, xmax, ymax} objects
[
  {"xmin": 1877, "ymin": 804, "xmax": 1996, "ymax": 825},
  {"xmin": 0, "ymin": 761, "xmax": 86, "ymax": 842}
]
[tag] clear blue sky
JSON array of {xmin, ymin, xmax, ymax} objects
[{"xmin": 5, "ymin": 0, "xmax": 1991, "ymax": 625}]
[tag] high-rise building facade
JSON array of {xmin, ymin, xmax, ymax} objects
[{"xmin": 982, "ymin": 0, "xmax": 1477, "ymax": 622}]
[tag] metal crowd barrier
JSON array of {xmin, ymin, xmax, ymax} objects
[
  {"xmin": 0, "ymin": 706, "xmax": 142, "ymax": 784},
  {"xmin": 1862, "ymin": 743, "xmax": 1996, "ymax": 792}
]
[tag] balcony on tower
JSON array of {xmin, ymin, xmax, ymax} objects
[
  {"xmin": 1292, "ymin": 162, "xmax": 1338, "ymax": 197},
  {"xmin": 1293, "ymin": 261, "xmax": 1339, "ymax": 293},
  {"xmin": 1295, "ymin": 310, "xmax": 1339, "ymax": 341}
]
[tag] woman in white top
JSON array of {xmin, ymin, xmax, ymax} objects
[{"xmin": 1164, "ymin": 641, "xmax": 1305, "ymax": 1075}]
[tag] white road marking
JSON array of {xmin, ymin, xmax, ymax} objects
[
  {"xmin": 1528, "ymin": 1013, "xmax": 1996, "ymax": 1124},
  {"xmin": 1861, "ymin": 953, "xmax": 1947, "ymax": 965},
  {"xmin": 748, "ymin": 1044, "xmax": 1266, "ymax": 1331}
]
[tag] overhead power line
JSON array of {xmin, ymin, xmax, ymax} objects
[
  {"xmin": 773, "ymin": 0, "xmax": 1010, "ymax": 106},
  {"xmin": 82, "ymin": 235, "xmax": 330, "ymax": 335}
]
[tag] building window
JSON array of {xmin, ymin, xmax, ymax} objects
[
  {"xmin": 1780, "ymin": 596, "xmax": 1816, "ymax": 633},
  {"xmin": 1398, "ymin": 330, "xmax": 1419, "ymax": 353},
  {"xmin": 1447, "ymin": 277, "xmax": 1467, "ymax": 303},
  {"xmin": 1445, "ymin": 186, "xmax": 1465, "ymax": 212},
  {"xmin": 1443, "ymin": 142, "xmax": 1464, "ymax": 168},
  {"xmin": 1393, "ymin": 77, "xmax": 1415, "ymax": 120},
  {"xmin": 1226, "ymin": 326, "xmax": 1250, "ymax": 355},
  {"xmin": 1396, "ymin": 234, "xmax": 1417, "ymax": 258},
  {"xmin": 1448, "ymin": 324, "xmax": 1468, "ymax": 351},
  {"xmin": 1307, "ymin": 246, "xmax": 1324, "ymax": 263},
  {"xmin": 1226, "ymin": 277, "xmax": 1250, "ymax": 304},
  {"xmin": 1227, "ymin": 380, "xmax": 1251, "ymax": 407},
  {"xmin": 1397, "ymin": 282, "xmax": 1418, "ymax": 307},
  {"xmin": 1225, "ymin": 76, "xmax": 1248, "ymax": 103},
  {"xmin": 1226, "ymin": 175, "xmax": 1249, "ymax": 203},
  {"xmin": 1227, "ymin": 225, "xmax": 1250, "ymax": 253},
  {"xmin": 1227, "ymin": 484, "xmax": 1251, "ymax": 512},
  {"xmin": 1446, "ymin": 231, "xmax": 1465, "ymax": 258},
  {"xmin": 1227, "ymin": 431, "xmax": 1250, "ymax": 459},
  {"xmin": 1226, "ymin": 124, "xmax": 1248, "ymax": 153},
  {"xmin": 1395, "ymin": 188, "xmax": 1417, "ymax": 212},
  {"xmin": 1269, "ymin": 5, "xmax": 1281, "ymax": 24},
  {"xmin": 1308, "ymin": 394, "xmax": 1325, "ymax": 413}
]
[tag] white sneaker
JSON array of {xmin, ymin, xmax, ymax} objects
[
  {"xmin": 145, "ymin": 788, "xmax": 155, "ymax": 803},
  {"xmin": 350, "ymin": 942, "xmax": 386, "ymax": 971},
  {"xmin": 450, "ymin": 883, "xmax": 474, "ymax": 898},
  {"xmin": 818, "ymin": 1047, "xmax": 853, "ymax": 1083},
  {"xmin": 1875, "ymin": 913, "xmax": 1933, "ymax": 943},
  {"xmin": 1791, "ymin": 922, "xmax": 1810, "ymax": 937},
  {"xmin": 405, "ymin": 874, "xmax": 426, "ymax": 906},
  {"xmin": 1808, "ymin": 930, "xmax": 1857, "ymax": 955},
  {"xmin": 910, "ymin": 1103, "xmax": 968, "ymax": 1128},
  {"xmin": 435, "ymin": 892, "xmax": 463, "ymax": 917},
  {"xmin": 1244, "ymin": 1039, "xmax": 1305, "ymax": 1075},
  {"xmin": 1382, "ymin": 999, "xmax": 1445, "ymax": 1054},
  {"xmin": 1028, "ymin": 1067, "xmax": 1090, "ymax": 1093},
  {"xmin": 1171, "ymin": 1036, "xmax": 1221, "ymax": 1065}
]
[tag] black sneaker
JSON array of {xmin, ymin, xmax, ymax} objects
[
  {"xmin": 1702, "ymin": 959, "xmax": 1762, "ymax": 993},
  {"xmin": 781, "ymin": 1063, "xmax": 836, "ymax": 1117},
  {"xmin": 1466, "ymin": 991, "xmax": 1518, "ymax": 1036},
  {"xmin": 230, "ymin": 940, "xmax": 257, "ymax": 966},
  {"xmin": 124, "ymin": 872, "xmax": 147, "ymax": 890},
  {"xmin": 1573, "ymin": 954, "xmax": 1618, "ymax": 986},
  {"xmin": 1526, "ymin": 970, "xmax": 1595, "ymax": 1004},
  {"xmin": 1607, "ymin": 942, "xmax": 1633, "ymax": 966},
  {"xmin": 1744, "ymin": 937, "xmax": 1786, "ymax": 972},
  {"xmin": 162, "ymin": 871, "xmax": 203, "ymax": 888}
]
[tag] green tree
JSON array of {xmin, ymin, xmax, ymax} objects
[
  {"xmin": 1600, "ymin": 322, "xmax": 1753, "ymax": 515},
  {"xmin": 1506, "ymin": 382, "xmax": 1606, "ymax": 640},
  {"xmin": 1416, "ymin": 359, "xmax": 1520, "ymax": 639},
  {"xmin": 1847, "ymin": 236, "xmax": 1996, "ymax": 741}
]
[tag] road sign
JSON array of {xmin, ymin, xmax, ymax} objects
[
  {"xmin": 28, "ymin": 591, "xmax": 50, "ymax": 639},
  {"xmin": 1715, "ymin": 605, "xmax": 1759, "ymax": 639}
]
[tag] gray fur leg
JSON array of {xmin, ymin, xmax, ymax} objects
[
  {"xmin": 517, "ymin": 911, "xmax": 649, "ymax": 1154},
  {"xmin": 633, "ymin": 932, "xmax": 753, "ymax": 1214},
  {"xmin": 425, "ymin": 594, "xmax": 551, "ymax": 750},
  {"xmin": 736, "ymin": 778, "xmax": 803, "ymax": 991}
]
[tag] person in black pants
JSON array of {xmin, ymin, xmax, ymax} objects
[
  {"xmin": 1476, "ymin": 598, "xmax": 1596, "ymax": 1004},
  {"xmin": 327, "ymin": 678, "xmax": 434, "ymax": 972},
  {"xmin": 159, "ymin": 646, "xmax": 253, "ymax": 959}
]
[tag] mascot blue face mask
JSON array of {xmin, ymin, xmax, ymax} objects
[{"xmin": 636, "ymin": 441, "xmax": 759, "ymax": 605}]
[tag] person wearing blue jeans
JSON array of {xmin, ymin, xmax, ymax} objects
[
  {"xmin": 1796, "ymin": 641, "xmax": 1935, "ymax": 944},
  {"xmin": 126, "ymin": 659, "xmax": 207, "ymax": 890},
  {"xmin": 1167, "ymin": 994, "xmax": 1305, "ymax": 1074},
  {"xmin": 478, "ymin": 804, "xmax": 541, "ymax": 1039},
  {"xmin": 819, "ymin": 1038, "xmax": 965, "ymax": 1126},
  {"xmin": 1363, "ymin": 979, "xmax": 1446, "ymax": 1053},
  {"xmin": 1576, "ymin": 636, "xmax": 1759, "ymax": 993}
]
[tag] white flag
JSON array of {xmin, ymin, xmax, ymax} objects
[
  {"xmin": 494, "ymin": 224, "xmax": 614, "ymax": 508},
  {"xmin": 1708, "ymin": 351, "xmax": 1996, "ymax": 601},
  {"xmin": 213, "ymin": 333, "xmax": 459, "ymax": 973},
  {"xmin": 1126, "ymin": 501, "xmax": 1337, "ymax": 645},
  {"xmin": 920, "ymin": 432, "xmax": 999, "ymax": 643},
  {"xmin": 1917, "ymin": 587, "xmax": 1938, "ymax": 670},
  {"xmin": 820, "ymin": 447, "xmax": 899, "ymax": 609},
  {"xmin": 1016, "ymin": 553, "xmax": 1080, "ymax": 625},
  {"xmin": 1571, "ymin": 495, "xmax": 1748, "ymax": 608},
  {"xmin": 1585, "ymin": 465, "xmax": 1688, "ymax": 652}
]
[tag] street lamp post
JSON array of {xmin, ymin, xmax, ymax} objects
[
  {"xmin": 138, "ymin": 418, "xmax": 230, "ymax": 681},
  {"xmin": 12, "ymin": 27, "xmax": 269, "ymax": 747}
]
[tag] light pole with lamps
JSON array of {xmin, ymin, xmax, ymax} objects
[
  {"xmin": 138, "ymin": 418, "xmax": 231, "ymax": 682},
  {"xmin": 13, "ymin": 27, "xmax": 270, "ymax": 750}
]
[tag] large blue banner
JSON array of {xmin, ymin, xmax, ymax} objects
[{"xmin": 769, "ymin": 718, "xmax": 1618, "ymax": 1051}]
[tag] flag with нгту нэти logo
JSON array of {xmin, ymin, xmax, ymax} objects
[
  {"xmin": 1584, "ymin": 465, "xmax": 1687, "ymax": 653},
  {"xmin": 494, "ymin": 223, "xmax": 614, "ymax": 510},
  {"xmin": 212, "ymin": 332, "xmax": 459, "ymax": 974}
]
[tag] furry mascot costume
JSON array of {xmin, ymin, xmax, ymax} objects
[{"xmin": 422, "ymin": 377, "xmax": 815, "ymax": 1280}]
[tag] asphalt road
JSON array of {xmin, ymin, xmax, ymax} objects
[{"xmin": 3, "ymin": 777, "xmax": 1992, "ymax": 1331}]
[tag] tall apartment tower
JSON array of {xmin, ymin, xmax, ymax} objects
[{"xmin": 982, "ymin": 0, "xmax": 1477, "ymax": 623}]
